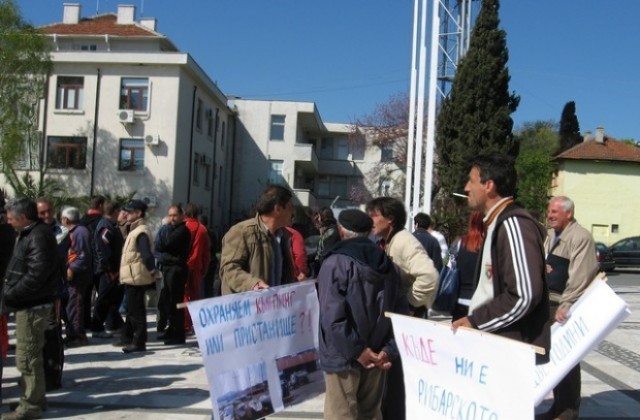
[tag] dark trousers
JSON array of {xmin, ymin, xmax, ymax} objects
[
  {"xmin": 43, "ymin": 300, "xmax": 64, "ymax": 390},
  {"xmin": 546, "ymin": 301, "xmax": 581, "ymax": 419},
  {"xmin": 83, "ymin": 273, "xmax": 100, "ymax": 329},
  {"xmin": 91, "ymin": 272, "xmax": 124, "ymax": 332},
  {"xmin": 64, "ymin": 273, "xmax": 90, "ymax": 340},
  {"xmin": 381, "ymin": 352, "xmax": 406, "ymax": 420},
  {"xmin": 123, "ymin": 285, "xmax": 147, "ymax": 347},
  {"xmin": 162, "ymin": 264, "xmax": 188, "ymax": 339}
]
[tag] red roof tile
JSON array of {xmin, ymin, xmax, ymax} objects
[
  {"xmin": 556, "ymin": 137, "xmax": 640, "ymax": 163},
  {"xmin": 40, "ymin": 14, "xmax": 157, "ymax": 37}
]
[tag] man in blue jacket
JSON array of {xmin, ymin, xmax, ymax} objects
[
  {"xmin": 3, "ymin": 198, "xmax": 59, "ymax": 420},
  {"xmin": 318, "ymin": 209, "xmax": 407, "ymax": 419}
]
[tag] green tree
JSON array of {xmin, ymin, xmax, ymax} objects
[
  {"xmin": 557, "ymin": 101, "xmax": 582, "ymax": 154},
  {"xmin": 435, "ymin": 0, "xmax": 519, "ymax": 195},
  {"xmin": 515, "ymin": 120, "xmax": 558, "ymax": 219},
  {"xmin": 0, "ymin": 0, "xmax": 52, "ymax": 192}
]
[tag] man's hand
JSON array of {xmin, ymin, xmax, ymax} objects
[
  {"xmin": 555, "ymin": 304, "xmax": 571, "ymax": 323},
  {"xmin": 356, "ymin": 347, "xmax": 380, "ymax": 369},
  {"xmin": 253, "ymin": 280, "xmax": 269, "ymax": 290},
  {"xmin": 451, "ymin": 316, "xmax": 473, "ymax": 331},
  {"xmin": 296, "ymin": 272, "xmax": 307, "ymax": 281},
  {"xmin": 374, "ymin": 350, "xmax": 392, "ymax": 370},
  {"xmin": 66, "ymin": 268, "xmax": 74, "ymax": 281}
]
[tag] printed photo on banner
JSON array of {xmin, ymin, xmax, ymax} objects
[{"xmin": 187, "ymin": 281, "xmax": 322, "ymax": 420}]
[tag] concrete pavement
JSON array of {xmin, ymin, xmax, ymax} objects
[{"xmin": 1, "ymin": 284, "xmax": 638, "ymax": 419}]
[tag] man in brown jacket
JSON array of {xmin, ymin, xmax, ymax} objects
[{"xmin": 220, "ymin": 185, "xmax": 295, "ymax": 294}]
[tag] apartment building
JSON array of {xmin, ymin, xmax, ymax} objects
[
  {"xmin": 228, "ymin": 98, "xmax": 403, "ymax": 223},
  {"xmin": 5, "ymin": 3, "xmax": 234, "ymax": 233}
]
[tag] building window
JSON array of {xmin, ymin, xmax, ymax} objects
[
  {"xmin": 218, "ymin": 165, "xmax": 223, "ymax": 205},
  {"xmin": 270, "ymin": 115, "xmax": 285, "ymax": 141},
  {"xmin": 196, "ymin": 99, "xmax": 203, "ymax": 130},
  {"xmin": 334, "ymin": 176, "xmax": 348, "ymax": 198},
  {"xmin": 120, "ymin": 77, "xmax": 149, "ymax": 111},
  {"xmin": 204, "ymin": 161, "xmax": 211, "ymax": 190},
  {"xmin": 207, "ymin": 108, "xmax": 214, "ymax": 137},
  {"xmin": 380, "ymin": 143, "xmax": 394, "ymax": 162},
  {"xmin": 351, "ymin": 137, "xmax": 366, "ymax": 160},
  {"xmin": 118, "ymin": 139, "xmax": 145, "ymax": 171},
  {"xmin": 268, "ymin": 160, "xmax": 285, "ymax": 185},
  {"xmin": 318, "ymin": 175, "xmax": 331, "ymax": 196},
  {"xmin": 319, "ymin": 137, "xmax": 351, "ymax": 160},
  {"xmin": 56, "ymin": 76, "xmax": 84, "ymax": 110},
  {"xmin": 221, "ymin": 121, "xmax": 226, "ymax": 149},
  {"xmin": 193, "ymin": 153, "xmax": 200, "ymax": 185},
  {"xmin": 47, "ymin": 136, "xmax": 87, "ymax": 169}
]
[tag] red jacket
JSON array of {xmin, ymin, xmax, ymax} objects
[
  {"xmin": 286, "ymin": 227, "xmax": 308, "ymax": 278},
  {"xmin": 185, "ymin": 218, "xmax": 210, "ymax": 274}
]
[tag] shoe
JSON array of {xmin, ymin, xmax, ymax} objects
[
  {"xmin": 2, "ymin": 409, "xmax": 43, "ymax": 419},
  {"xmin": 8, "ymin": 402, "xmax": 47, "ymax": 412},
  {"xmin": 112, "ymin": 338, "xmax": 131, "ymax": 347},
  {"xmin": 156, "ymin": 332, "xmax": 170, "ymax": 340},
  {"xmin": 163, "ymin": 337, "xmax": 186, "ymax": 345},
  {"xmin": 122, "ymin": 344, "xmax": 146, "ymax": 353},
  {"xmin": 65, "ymin": 337, "xmax": 89, "ymax": 348},
  {"xmin": 93, "ymin": 331, "xmax": 113, "ymax": 339}
]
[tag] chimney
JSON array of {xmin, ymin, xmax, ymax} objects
[
  {"xmin": 117, "ymin": 5, "xmax": 136, "ymax": 24},
  {"xmin": 583, "ymin": 131, "xmax": 592, "ymax": 142},
  {"xmin": 595, "ymin": 126, "xmax": 605, "ymax": 143},
  {"xmin": 140, "ymin": 17, "xmax": 157, "ymax": 31},
  {"xmin": 63, "ymin": 3, "xmax": 81, "ymax": 24}
]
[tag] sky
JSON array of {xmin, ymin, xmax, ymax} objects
[{"xmin": 16, "ymin": 0, "xmax": 640, "ymax": 141}]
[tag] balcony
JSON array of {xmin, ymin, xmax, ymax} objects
[
  {"xmin": 293, "ymin": 189, "xmax": 317, "ymax": 208},
  {"xmin": 293, "ymin": 143, "xmax": 318, "ymax": 173}
]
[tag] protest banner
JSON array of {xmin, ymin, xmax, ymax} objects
[
  {"xmin": 187, "ymin": 281, "xmax": 321, "ymax": 420},
  {"xmin": 533, "ymin": 278, "xmax": 631, "ymax": 405},
  {"xmin": 389, "ymin": 314, "xmax": 536, "ymax": 420}
]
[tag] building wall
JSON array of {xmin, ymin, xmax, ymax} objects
[{"xmin": 554, "ymin": 160, "xmax": 640, "ymax": 244}]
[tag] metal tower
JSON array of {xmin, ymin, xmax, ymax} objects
[{"xmin": 436, "ymin": 0, "xmax": 479, "ymax": 101}]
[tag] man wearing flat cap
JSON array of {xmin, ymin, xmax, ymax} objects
[
  {"xmin": 317, "ymin": 209, "xmax": 407, "ymax": 419},
  {"xmin": 118, "ymin": 200, "xmax": 157, "ymax": 353}
]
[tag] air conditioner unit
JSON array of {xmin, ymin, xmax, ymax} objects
[
  {"xmin": 118, "ymin": 110, "xmax": 135, "ymax": 124},
  {"xmin": 141, "ymin": 195, "xmax": 157, "ymax": 207},
  {"xmin": 144, "ymin": 134, "xmax": 160, "ymax": 147}
]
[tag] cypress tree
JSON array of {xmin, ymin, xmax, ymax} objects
[
  {"xmin": 435, "ymin": 0, "xmax": 519, "ymax": 194},
  {"xmin": 558, "ymin": 101, "xmax": 582, "ymax": 153}
]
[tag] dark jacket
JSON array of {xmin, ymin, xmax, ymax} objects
[
  {"xmin": 413, "ymin": 229, "xmax": 444, "ymax": 272},
  {"xmin": 95, "ymin": 217, "xmax": 124, "ymax": 274},
  {"xmin": 156, "ymin": 222, "xmax": 191, "ymax": 267},
  {"xmin": 3, "ymin": 220, "xmax": 59, "ymax": 312},
  {"xmin": 468, "ymin": 204, "xmax": 550, "ymax": 364},
  {"xmin": 80, "ymin": 212, "xmax": 102, "ymax": 274},
  {"xmin": 0, "ymin": 223, "xmax": 16, "ymax": 280},
  {"xmin": 318, "ymin": 237, "xmax": 407, "ymax": 372}
]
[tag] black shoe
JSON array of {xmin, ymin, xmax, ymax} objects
[
  {"xmin": 93, "ymin": 331, "xmax": 114, "ymax": 339},
  {"xmin": 112, "ymin": 338, "xmax": 131, "ymax": 347},
  {"xmin": 122, "ymin": 344, "xmax": 146, "ymax": 353},
  {"xmin": 156, "ymin": 332, "xmax": 170, "ymax": 340},
  {"xmin": 163, "ymin": 337, "xmax": 186, "ymax": 345}
]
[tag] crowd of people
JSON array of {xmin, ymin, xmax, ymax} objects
[{"xmin": 0, "ymin": 153, "xmax": 600, "ymax": 420}]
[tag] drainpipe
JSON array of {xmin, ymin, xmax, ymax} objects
[
  {"xmin": 208, "ymin": 108, "xmax": 219, "ymax": 225},
  {"xmin": 90, "ymin": 68, "xmax": 101, "ymax": 197},
  {"xmin": 38, "ymin": 74, "xmax": 51, "ymax": 186},
  {"xmin": 186, "ymin": 85, "xmax": 197, "ymax": 202}
]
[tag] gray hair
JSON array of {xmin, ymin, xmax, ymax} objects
[
  {"xmin": 5, "ymin": 197, "xmax": 38, "ymax": 221},
  {"xmin": 339, "ymin": 225, "xmax": 370, "ymax": 240},
  {"xmin": 61, "ymin": 206, "xmax": 81, "ymax": 223},
  {"xmin": 550, "ymin": 196, "xmax": 575, "ymax": 213}
]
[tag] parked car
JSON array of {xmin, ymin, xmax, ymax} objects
[
  {"xmin": 595, "ymin": 242, "xmax": 616, "ymax": 272},
  {"xmin": 609, "ymin": 236, "xmax": 640, "ymax": 269}
]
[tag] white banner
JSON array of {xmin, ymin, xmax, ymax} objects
[
  {"xmin": 533, "ymin": 279, "xmax": 631, "ymax": 405},
  {"xmin": 389, "ymin": 314, "xmax": 536, "ymax": 420},
  {"xmin": 187, "ymin": 281, "xmax": 321, "ymax": 420}
]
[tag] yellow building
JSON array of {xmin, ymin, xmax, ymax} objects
[{"xmin": 552, "ymin": 129, "xmax": 640, "ymax": 245}]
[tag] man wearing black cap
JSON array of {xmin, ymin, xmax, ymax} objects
[
  {"xmin": 117, "ymin": 200, "xmax": 157, "ymax": 353},
  {"xmin": 317, "ymin": 209, "xmax": 406, "ymax": 419}
]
